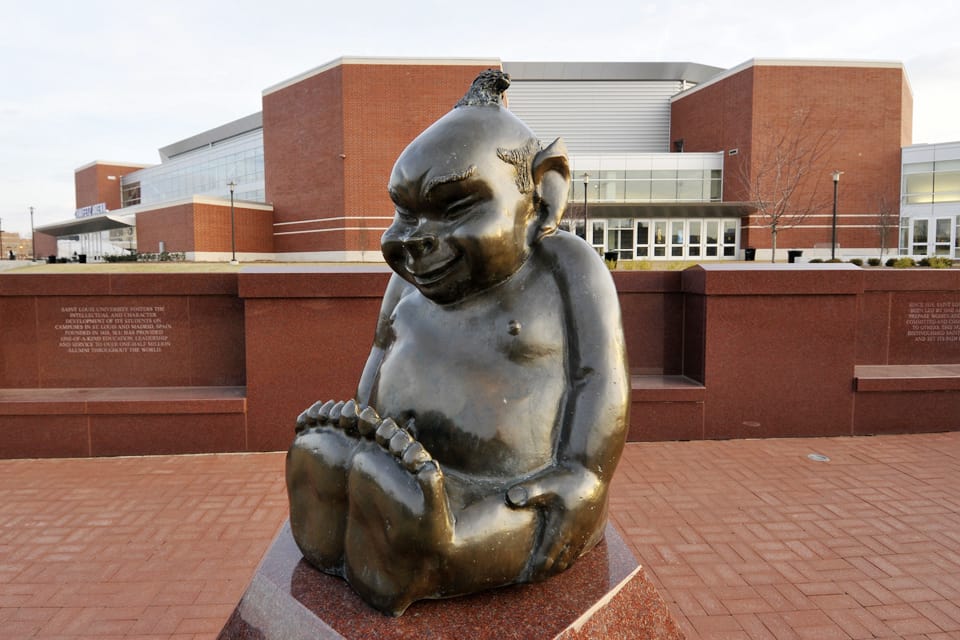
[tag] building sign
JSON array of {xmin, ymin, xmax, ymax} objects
[{"xmin": 75, "ymin": 202, "xmax": 108, "ymax": 218}]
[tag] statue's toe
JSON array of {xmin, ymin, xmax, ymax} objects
[{"xmin": 357, "ymin": 405, "xmax": 381, "ymax": 438}]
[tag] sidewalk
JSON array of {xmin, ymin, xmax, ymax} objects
[{"xmin": 1, "ymin": 432, "xmax": 958, "ymax": 639}]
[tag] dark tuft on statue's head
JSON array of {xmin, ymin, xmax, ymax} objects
[{"xmin": 455, "ymin": 69, "xmax": 511, "ymax": 107}]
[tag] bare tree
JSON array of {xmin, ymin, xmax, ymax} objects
[
  {"xmin": 735, "ymin": 107, "xmax": 839, "ymax": 262},
  {"xmin": 875, "ymin": 194, "xmax": 899, "ymax": 260}
]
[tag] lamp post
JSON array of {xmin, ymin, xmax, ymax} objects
[
  {"xmin": 831, "ymin": 170, "xmax": 842, "ymax": 260},
  {"xmin": 227, "ymin": 181, "xmax": 237, "ymax": 264},
  {"xmin": 582, "ymin": 172, "xmax": 590, "ymax": 244},
  {"xmin": 29, "ymin": 206, "xmax": 35, "ymax": 261}
]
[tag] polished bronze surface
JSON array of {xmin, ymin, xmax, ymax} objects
[{"xmin": 286, "ymin": 70, "xmax": 630, "ymax": 616}]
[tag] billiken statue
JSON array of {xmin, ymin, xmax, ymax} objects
[{"xmin": 286, "ymin": 69, "xmax": 630, "ymax": 616}]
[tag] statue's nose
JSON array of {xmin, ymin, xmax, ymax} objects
[{"xmin": 403, "ymin": 234, "xmax": 437, "ymax": 259}]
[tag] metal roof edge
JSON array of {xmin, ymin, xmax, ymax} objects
[{"xmin": 262, "ymin": 56, "xmax": 502, "ymax": 96}]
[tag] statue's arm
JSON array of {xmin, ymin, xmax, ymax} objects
[
  {"xmin": 506, "ymin": 233, "xmax": 630, "ymax": 575},
  {"xmin": 356, "ymin": 273, "xmax": 412, "ymax": 406}
]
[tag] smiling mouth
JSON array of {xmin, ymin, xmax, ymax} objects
[{"xmin": 409, "ymin": 257, "xmax": 459, "ymax": 286}]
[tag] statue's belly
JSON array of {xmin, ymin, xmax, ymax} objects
[{"xmin": 372, "ymin": 315, "xmax": 566, "ymax": 478}]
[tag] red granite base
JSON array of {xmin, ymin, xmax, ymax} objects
[{"xmin": 218, "ymin": 520, "xmax": 683, "ymax": 640}]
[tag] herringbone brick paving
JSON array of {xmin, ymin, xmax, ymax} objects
[
  {"xmin": 609, "ymin": 433, "xmax": 960, "ymax": 639},
  {"xmin": 0, "ymin": 453, "xmax": 288, "ymax": 639},
  {"xmin": 1, "ymin": 432, "xmax": 958, "ymax": 638}
]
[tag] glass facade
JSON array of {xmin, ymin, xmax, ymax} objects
[
  {"xmin": 902, "ymin": 160, "xmax": 960, "ymax": 205},
  {"xmin": 121, "ymin": 129, "xmax": 265, "ymax": 207},
  {"xmin": 900, "ymin": 144, "xmax": 960, "ymax": 258},
  {"xmin": 562, "ymin": 152, "xmax": 737, "ymax": 260},
  {"xmin": 569, "ymin": 168, "xmax": 722, "ymax": 203}
]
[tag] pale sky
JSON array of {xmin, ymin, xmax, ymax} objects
[{"xmin": 2, "ymin": 0, "xmax": 958, "ymax": 236}]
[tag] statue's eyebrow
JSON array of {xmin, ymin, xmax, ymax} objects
[
  {"xmin": 423, "ymin": 165, "xmax": 477, "ymax": 201},
  {"xmin": 388, "ymin": 186, "xmax": 403, "ymax": 206}
]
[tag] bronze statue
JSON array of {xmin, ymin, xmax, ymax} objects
[{"xmin": 286, "ymin": 70, "xmax": 630, "ymax": 616}]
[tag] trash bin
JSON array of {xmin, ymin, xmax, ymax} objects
[
  {"xmin": 744, "ymin": 247, "xmax": 756, "ymax": 261},
  {"xmin": 47, "ymin": 255, "xmax": 56, "ymax": 264},
  {"xmin": 788, "ymin": 250, "xmax": 803, "ymax": 263},
  {"xmin": 78, "ymin": 254, "xmax": 87, "ymax": 264}
]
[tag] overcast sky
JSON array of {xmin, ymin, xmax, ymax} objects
[{"xmin": 2, "ymin": 0, "xmax": 958, "ymax": 236}]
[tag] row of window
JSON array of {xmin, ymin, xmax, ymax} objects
[
  {"xmin": 902, "ymin": 160, "xmax": 960, "ymax": 205},
  {"xmin": 559, "ymin": 218, "xmax": 740, "ymax": 259},
  {"xmin": 568, "ymin": 169, "xmax": 723, "ymax": 203},
  {"xmin": 121, "ymin": 131, "xmax": 266, "ymax": 207}
]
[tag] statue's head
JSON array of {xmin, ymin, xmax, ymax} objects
[{"xmin": 383, "ymin": 70, "xmax": 570, "ymax": 305}]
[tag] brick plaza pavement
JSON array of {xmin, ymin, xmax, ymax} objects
[{"xmin": 1, "ymin": 432, "xmax": 958, "ymax": 639}]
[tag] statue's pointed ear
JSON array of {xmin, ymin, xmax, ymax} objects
[{"xmin": 532, "ymin": 138, "xmax": 570, "ymax": 240}]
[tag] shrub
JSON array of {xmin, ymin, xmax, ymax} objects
[
  {"xmin": 825, "ymin": 258, "xmax": 843, "ymax": 263},
  {"xmin": 928, "ymin": 256, "xmax": 954, "ymax": 268},
  {"xmin": 885, "ymin": 257, "xmax": 898, "ymax": 267},
  {"xmin": 867, "ymin": 258, "xmax": 881, "ymax": 267},
  {"xmin": 104, "ymin": 252, "xmax": 138, "ymax": 263},
  {"xmin": 892, "ymin": 257, "xmax": 916, "ymax": 268},
  {"xmin": 849, "ymin": 258, "xmax": 864, "ymax": 266},
  {"xmin": 918, "ymin": 257, "xmax": 930, "ymax": 267},
  {"xmin": 809, "ymin": 258, "xmax": 823, "ymax": 263}
]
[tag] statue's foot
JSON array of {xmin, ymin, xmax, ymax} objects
[
  {"xmin": 344, "ymin": 419, "xmax": 453, "ymax": 616},
  {"xmin": 287, "ymin": 399, "xmax": 380, "ymax": 573}
]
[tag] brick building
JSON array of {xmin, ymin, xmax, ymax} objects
[
  {"xmin": 41, "ymin": 56, "xmax": 921, "ymax": 262},
  {"xmin": 671, "ymin": 59, "xmax": 912, "ymax": 259}
]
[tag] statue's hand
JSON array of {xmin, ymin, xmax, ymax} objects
[{"xmin": 505, "ymin": 465, "xmax": 604, "ymax": 579}]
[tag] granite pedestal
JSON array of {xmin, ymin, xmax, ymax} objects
[{"xmin": 219, "ymin": 521, "xmax": 683, "ymax": 640}]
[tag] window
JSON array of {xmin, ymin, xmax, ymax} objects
[
  {"xmin": 670, "ymin": 220, "xmax": 685, "ymax": 257},
  {"xmin": 567, "ymin": 161, "xmax": 723, "ymax": 204},
  {"xmin": 605, "ymin": 219, "xmax": 634, "ymax": 260},
  {"xmin": 903, "ymin": 160, "xmax": 960, "ymax": 205},
  {"xmin": 650, "ymin": 171, "xmax": 677, "ymax": 201},
  {"xmin": 935, "ymin": 218, "xmax": 952, "ymax": 255},
  {"xmin": 597, "ymin": 171, "xmax": 624, "ymax": 201},
  {"xmin": 129, "ymin": 129, "xmax": 266, "ymax": 206},
  {"xmin": 912, "ymin": 219, "xmax": 928, "ymax": 255},
  {"xmin": 591, "ymin": 220, "xmax": 605, "ymax": 252},
  {"xmin": 722, "ymin": 221, "xmax": 737, "ymax": 257},
  {"xmin": 676, "ymin": 170, "xmax": 703, "ymax": 201},
  {"xmin": 653, "ymin": 221, "xmax": 667, "ymax": 256},
  {"xmin": 705, "ymin": 221, "xmax": 719, "ymax": 257},
  {"xmin": 710, "ymin": 170, "xmax": 723, "ymax": 201},
  {"xmin": 899, "ymin": 218, "xmax": 910, "ymax": 255},
  {"xmin": 636, "ymin": 221, "xmax": 650, "ymax": 257},
  {"xmin": 617, "ymin": 218, "xmax": 740, "ymax": 260},
  {"xmin": 956, "ymin": 216, "xmax": 960, "ymax": 255},
  {"xmin": 688, "ymin": 221, "xmax": 701, "ymax": 257},
  {"xmin": 934, "ymin": 171, "xmax": 960, "ymax": 203}
]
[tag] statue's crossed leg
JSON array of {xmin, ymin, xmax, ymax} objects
[{"xmin": 287, "ymin": 399, "xmax": 536, "ymax": 615}]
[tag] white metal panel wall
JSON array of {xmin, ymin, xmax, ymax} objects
[{"xmin": 505, "ymin": 80, "xmax": 684, "ymax": 154}]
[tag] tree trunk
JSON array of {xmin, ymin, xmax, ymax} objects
[{"xmin": 770, "ymin": 227, "xmax": 778, "ymax": 263}]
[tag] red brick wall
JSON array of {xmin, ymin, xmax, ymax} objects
[
  {"xmin": 34, "ymin": 233, "xmax": 56, "ymax": 258},
  {"xmin": 671, "ymin": 67, "xmax": 755, "ymax": 203},
  {"xmin": 3, "ymin": 268, "xmax": 957, "ymax": 456},
  {"xmin": 192, "ymin": 203, "xmax": 275, "ymax": 253},
  {"xmin": 263, "ymin": 65, "xmax": 346, "ymax": 253},
  {"xmin": 74, "ymin": 163, "xmax": 142, "ymax": 211},
  {"xmin": 673, "ymin": 63, "xmax": 911, "ymax": 252},
  {"xmin": 263, "ymin": 60, "xmax": 496, "ymax": 256},
  {"xmin": 135, "ymin": 202, "xmax": 274, "ymax": 255},
  {"xmin": 136, "ymin": 205, "xmax": 195, "ymax": 253},
  {"xmin": 341, "ymin": 63, "xmax": 496, "ymax": 253}
]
